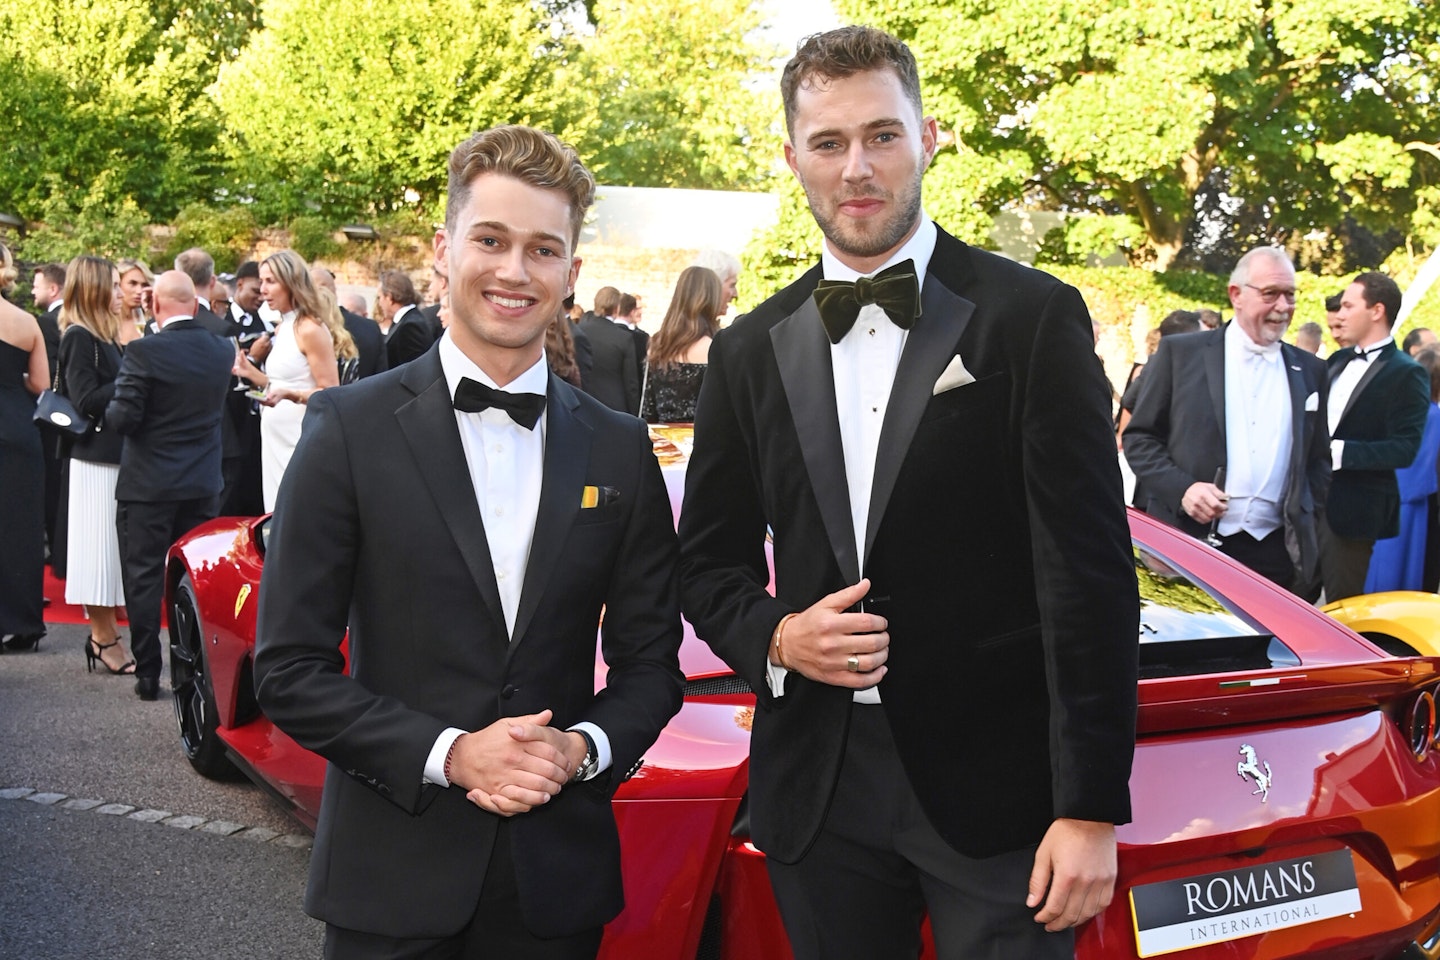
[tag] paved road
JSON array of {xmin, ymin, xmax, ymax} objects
[{"xmin": 0, "ymin": 621, "xmax": 324, "ymax": 958}]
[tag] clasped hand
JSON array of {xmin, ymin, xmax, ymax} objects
[
  {"xmin": 773, "ymin": 579, "xmax": 889, "ymax": 689},
  {"xmin": 449, "ymin": 709, "xmax": 587, "ymax": 817},
  {"xmin": 1181, "ymin": 481, "xmax": 1228, "ymax": 524}
]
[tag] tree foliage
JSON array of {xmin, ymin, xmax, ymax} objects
[
  {"xmin": 838, "ymin": 0, "xmax": 1440, "ymax": 271},
  {"xmin": 553, "ymin": 0, "xmax": 783, "ymax": 190}
]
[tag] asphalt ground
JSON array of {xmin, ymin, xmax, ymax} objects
[{"xmin": 0, "ymin": 620, "xmax": 324, "ymax": 958}]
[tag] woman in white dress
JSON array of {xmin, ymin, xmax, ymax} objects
[
  {"xmin": 57, "ymin": 256, "xmax": 134, "ymax": 674},
  {"xmin": 234, "ymin": 250, "xmax": 356, "ymax": 511}
]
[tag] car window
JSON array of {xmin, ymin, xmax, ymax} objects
[
  {"xmin": 1134, "ymin": 543, "xmax": 1301, "ymax": 679},
  {"xmin": 257, "ymin": 516, "xmax": 273, "ymax": 556}
]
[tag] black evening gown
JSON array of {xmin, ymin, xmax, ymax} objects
[
  {"xmin": 0, "ymin": 339, "xmax": 45, "ymax": 637},
  {"xmin": 640, "ymin": 362, "xmax": 707, "ymax": 423}
]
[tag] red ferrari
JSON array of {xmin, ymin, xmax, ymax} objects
[{"xmin": 165, "ymin": 426, "xmax": 1440, "ymax": 960}]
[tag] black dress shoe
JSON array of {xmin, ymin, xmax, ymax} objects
[{"xmin": 135, "ymin": 676, "xmax": 160, "ymax": 701}]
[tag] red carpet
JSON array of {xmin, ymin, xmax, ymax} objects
[{"xmin": 42, "ymin": 567, "xmax": 132, "ymax": 627}]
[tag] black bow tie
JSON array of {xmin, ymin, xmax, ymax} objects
[
  {"xmin": 452, "ymin": 377, "xmax": 546, "ymax": 429},
  {"xmin": 812, "ymin": 259, "xmax": 921, "ymax": 344},
  {"xmin": 1354, "ymin": 343, "xmax": 1385, "ymax": 361}
]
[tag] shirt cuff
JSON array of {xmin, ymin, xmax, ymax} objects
[
  {"xmin": 568, "ymin": 721, "xmax": 612, "ymax": 780},
  {"xmin": 765, "ymin": 657, "xmax": 790, "ymax": 698},
  {"xmin": 423, "ymin": 727, "xmax": 466, "ymax": 786},
  {"xmin": 1331, "ymin": 439, "xmax": 1345, "ymax": 472}
]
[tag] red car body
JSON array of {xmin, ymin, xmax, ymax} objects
[{"xmin": 165, "ymin": 428, "xmax": 1440, "ymax": 960}]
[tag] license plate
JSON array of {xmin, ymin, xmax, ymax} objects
[{"xmin": 1129, "ymin": 849, "xmax": 1361, "ymax": 957}]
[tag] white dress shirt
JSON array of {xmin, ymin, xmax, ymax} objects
[
  {"xmin": 424, "ymin": 333, "xmax": 609, "ymax": 784},
  {"xmin": 1218, "ymin": 322, "xmax": 1291, "ymax": 539},
  {"xmin": 768, "ymin": 217, "xmax": 939, "ymax": 704},
  {"xmin": 1328, "ymin": 337, "xmax": 1392, "ymax": 471}
]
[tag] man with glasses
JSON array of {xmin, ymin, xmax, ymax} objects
[
  {"xmin": 1320, "ymin": 271, "xmax": 1429, "ymax": 601},
  {"xmin": 1126, "ymin": 247, "xmax": 1332, "ymax": 595}
]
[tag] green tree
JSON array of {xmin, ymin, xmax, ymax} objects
[
  {"xmin": 553, "ymin": 0, "xmax": 782, "ymax": 190},
  {"xmin": 0, "ymin": 0, "xmax": 239, "ymax": 225},
  {"xmin": 838, "ymin": 0, "xmax": 1440, "ymax": 270},
  {"xmin": 213, "ymin": 0, "xmax": 567, "ymax": 222}
]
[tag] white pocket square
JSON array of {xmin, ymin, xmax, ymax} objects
[
  {"xmin": 933, "ymin": 355, "xmax": 977, "ymax": 395},
  {"xmin": 1304, "ymin": 391, "xmax": 1319, "ymax": 412}
]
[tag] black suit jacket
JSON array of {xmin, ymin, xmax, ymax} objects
[
  {"xmin": 385, "ymin": 303, "xmax": 440, "ymax": 368},
  {"xmin": 1325, "ymin": 341, "xmax": 1430, "ymax": 540},
  {"xmin": 570, "ymin": 320, "xmax": 594, "ymax": 391},
  {"xmin": 340, "ymin": 307, "xmax": 387, "ymax": 379},
  {"xmin": 37, "ymin": 305, "xmax": 60, "ymax": 381},
  {"xmin": 1122, "ymin": 326, "xmax": 1331, "ymax": 583},
  {"xmin": 576, "ymin": 317, "xmax": 640, "ymax": 414},
  {"xmin": 677, "ymin": 228, "xmax": 1139, "ymax": 863},
  {"xmin": 105, "ymin": 318, "xmax": 236, "ymax": 502},
  {"xmin": 252, "ymin": 347, "xmax": 683, "ymax": 939}
]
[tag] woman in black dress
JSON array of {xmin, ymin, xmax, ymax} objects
[
  {"xmin": 0, "ymin": 241, "xmax": 49, "ymax": 651},
  {"xmin": 640, "ymin": 266, "xmax": 724, "ymax": 424}
]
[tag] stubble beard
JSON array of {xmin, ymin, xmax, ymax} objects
[{"xmin": 804, "ymin": 168, "xmax": 925, "ymax": 262}]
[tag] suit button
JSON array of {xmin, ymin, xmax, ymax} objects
[{"xmin": 501, "ymin": 684, "xmax": 516, "ymax": 700}]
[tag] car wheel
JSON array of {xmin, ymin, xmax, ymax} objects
[{"xmin": 169, "ymin": 573, "xmax": 237, "ymax": 779}]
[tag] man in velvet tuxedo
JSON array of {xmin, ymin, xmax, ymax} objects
[
  {"xmin": 1123, "ymin": 247, "xmax": 1332, "ymax": 595},
  {"xmin": 253, "ymin": 126, "xmax": 683, "ymax": 959},
  {"xmin": 1320, "ymin": 271, "xmax": 1429, "ymax": 600},
  {"xmin": 678, "ymin": 27, "xmax": 1138, "ymax": 960},
  {"xmin": 106, "ymin": 271, "xmax": 236, "ymax": 700}
]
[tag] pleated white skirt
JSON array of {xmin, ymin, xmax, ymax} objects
[{"xmin": 64, "ymin": 458, "xmax": 126, "ymax": 607}]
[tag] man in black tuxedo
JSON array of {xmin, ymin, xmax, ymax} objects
[
  {"xmin": 380, "ymin": 270, "xmax": 439, "ymax": 367},
  {"xmin": 1124, "ymin": 247, "xmax": 1332, "ymax": 594},
  {"xmin": 215, "ymin": 260, "xmax": 269, "ymax": 517},
  {"xmin": 678, "ymin": 27, "xmax": 1137, "ymax": 960},
  {"xmin": 576, "ymin": 287, "xmax": 639, "ymax": 414},
  {"xmin": 31, "ymin": 263, "xmax": 65, "ymax": 559},
  {"xmin": 312, "ymin": 265, "xmax": 387, "ymax": 380},
  {"xmin": 253, "ymin": 125, "xmax": 683, "ymax": 958},
  {"xmin": 106, "ymin": 271, "xmax": 237, "ymax": 700},
  {"xmin": 1321, "ymin": 271, "xmax": 1429, "ymax": 600},
  {"xmin": 173, "ymin": 248, "xmax": 233, "ymax": 336},
  {"xmin": 616, "ymin": 293, "xmax": 648, "ymax": 392}
]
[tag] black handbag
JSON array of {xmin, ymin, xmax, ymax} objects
[
  {"xmin": 33, "ymin": 389, "xmax": 91, "ymax": 436},
  {"xmin": 33, "ymin": 329, "xmax": 98, "ymax": 437}
]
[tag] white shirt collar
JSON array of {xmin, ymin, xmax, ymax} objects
[
  {"xmin": 394, "ymin": 303, "xmax": 417, "ymax": 323},
  {"xmin": 1354, "ymin": 335, "xmax": 1394, "ymax": 359},
  {"xmin": 1225, "ymin": 319, "xmax": 1281, "ymax": 362},
  {"xmin": 438, "ymin": 330, "xmax": 550, "ymax": 400},
  {"xmin": 157, "ymin": 313, "xmax": 194, "ymax": 330},
  {"xmin": 821, "ymin": 214, "xmax": 938, "ymax": 289}
]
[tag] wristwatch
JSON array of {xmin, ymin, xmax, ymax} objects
[{"xmin": 572, "ymin": 729, "xmax": 599, "ymax": 783}]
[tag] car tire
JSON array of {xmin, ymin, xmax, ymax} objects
[{"xmin": 169, "ymin": 573, "xmax": 237, "ymax": 779}]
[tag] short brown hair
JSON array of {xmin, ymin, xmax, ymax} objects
[
  {"xmin": 593, "ymin": 286, "xmax": 621, "ymax": 317},
  {"xmin": 1353, "ymin": 271, "xmax": 1403, "ymax": 329},
  {"xmin": 378, "ymin": 269, "xmax": 418, "ymax": 307},
  {"xmin": 781, "ymin": 26, "xmax": 924, "ymax": 139},
  {"xmin": 445, "ymin": 125, "xmax": 595, "ymax": 248}
]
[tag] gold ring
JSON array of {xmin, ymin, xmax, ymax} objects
[{"xmin": 847, "ymin": 654, "xmax": 860, "ymax": 672}]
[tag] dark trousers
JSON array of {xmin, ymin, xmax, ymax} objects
[
  {"xmin": 323, "ymin": 821, "xmax": 603, "ymax": 960},
  {"xmin": 767, "ymin": 707, "xmax": 1074, "ymax": 960},
  {"xmin": 1318, "ymin": 514, "xmax": 1375, "ymax": 603},
  {"xmin": 1213, "ymin": 529, "xmax": 1293, "ymax": 591},
  {"xmin": 116, "ymin": 496, "xmax": 218, "ymax": 680}
]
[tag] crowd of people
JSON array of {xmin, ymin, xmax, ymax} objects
[{"xmin": 0, "ymin": 232, "xmax": 744, "ymax": 675}]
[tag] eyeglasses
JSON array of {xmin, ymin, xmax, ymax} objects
[{"xmin": 1244, "ymin": 284, "xmax": 1298, "ymax": 304}]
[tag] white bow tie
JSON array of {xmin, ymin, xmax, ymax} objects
[{"xmin": 1242, "ymin": 339, "xmax": 1281, "ymax": 363}]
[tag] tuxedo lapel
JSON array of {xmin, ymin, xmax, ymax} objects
[
  {"xmin": 394, "ymin": 356, "xmax": 505, "ymax": 628},
  {"xmin": 1282, "ymin": 346, "xmax": 1308, "ymax": 485},
  {"xmin": 771, "ymin": 298, "xmax": 859, "ymax": 584},
  {"xmin": 1204, "ymin": 329, "xmax": 1226, "ymax": 446},
  {"xmin": 864, "ymin": 279, "xmax": 973, "ymax": 565},
  {"xmin": 510, "ymin": 377, "xmax": 590, "ymax": 650},
  {"xmin": 1338, "ymin": 347, "xmax": 1391, "ymax": 426}
]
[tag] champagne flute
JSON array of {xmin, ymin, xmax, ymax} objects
[{"xmin": 1205, "ymin": 466, "xmax": 1226, "ymax": 548}]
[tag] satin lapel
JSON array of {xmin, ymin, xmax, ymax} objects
[
  {"xmin": 1204, "ymin": 330, "xmax": 1226, "ymax": 446},
  {"xmin": 510, "ymin": 377, "xmax": 590, "ymax": 650},
  {"xmin": 771, "ymin": 298, "xmax": 859, "ymax": 584},
  {"xmin": 1339, "ymin": 352, "xmax": 1389, "ymax": 426},
  {"xmin": 394, "ymin": 357, "xmax": 505, "ymax": 628},
  {"xmin": 863, "ymin": 281, "xmax": 973, "ymax": 565},
  {"xmin": 1282, "ymin": 347, "xmax": 1307, "ymax": 483}
]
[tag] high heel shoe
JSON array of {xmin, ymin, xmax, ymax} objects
[
  {"xmin": 3, "ymin": 631, "xmax": 44, "ymax": 652},
  {"xmin": 84, "ymin": 637, "xmax": 136, "ymax": 675}
]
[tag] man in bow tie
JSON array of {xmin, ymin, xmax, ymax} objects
[
  {"xmin": 1125, "ymin": 247, "xmax": 1332, "ymax": 596},
  {"xmin": 678, "ymin": 26, "xmax": 1138, "ymax": 959},
  {"xmin": 1318, "ymin": 271, "xmax": 1429, "ymax": 601},
  {"xmin": 253, "ymin": 125, "xmax": 683, "ymax": 958}
]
